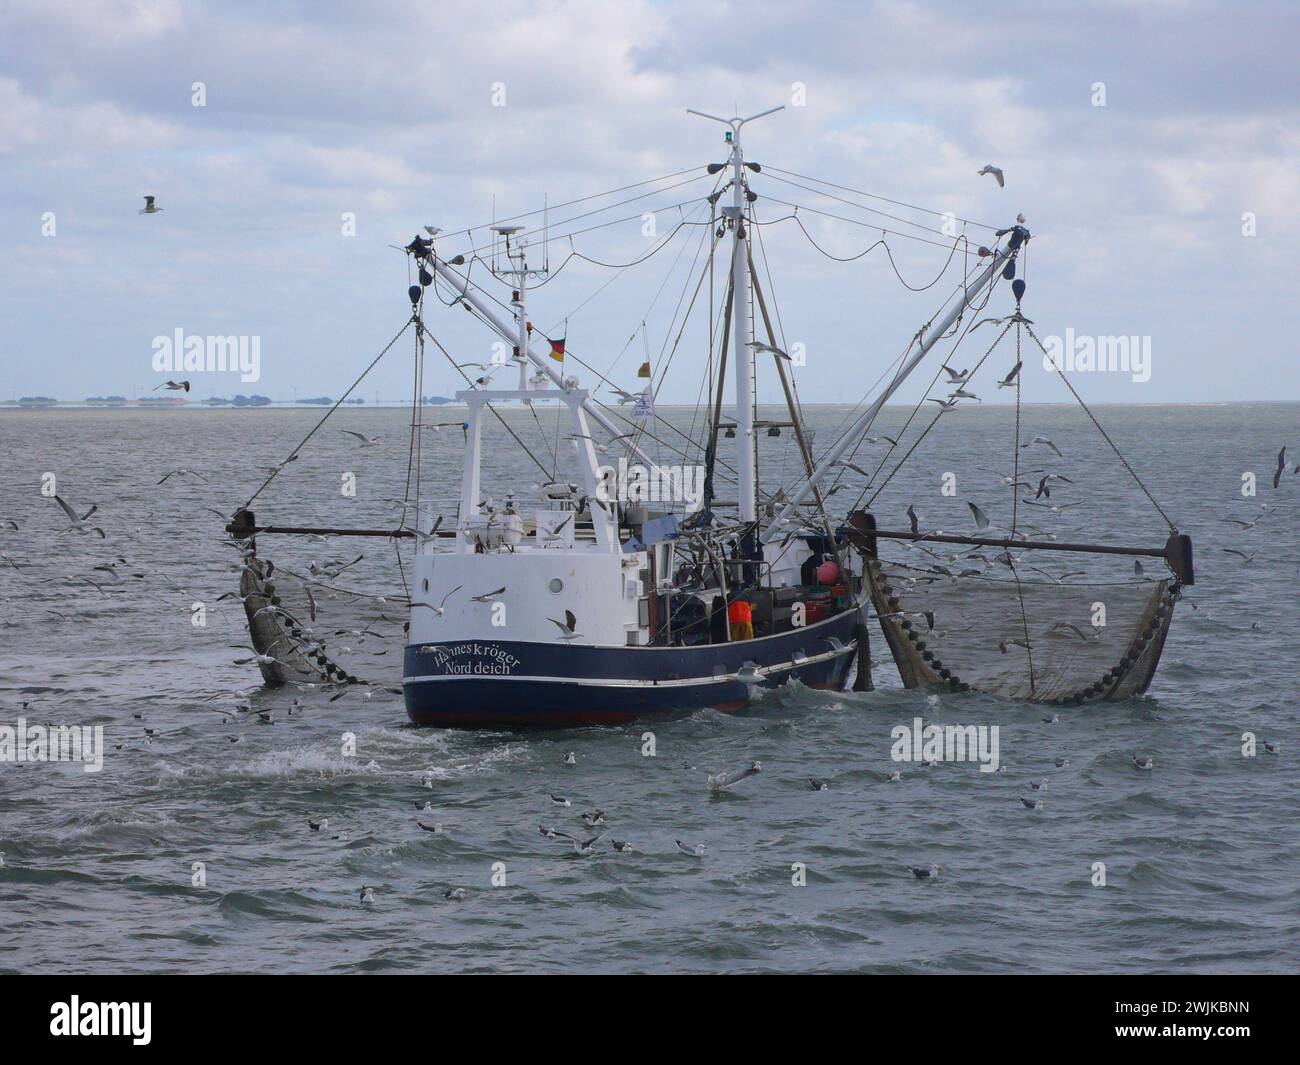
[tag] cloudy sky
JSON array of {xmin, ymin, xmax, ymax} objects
[{"xmin": 2, "ymin": 0, "xmax": 1297, "ymax": 406}]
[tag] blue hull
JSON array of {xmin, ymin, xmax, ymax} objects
[{"xmin": 403, "ymin": 609, "xmax": 861, "ymax": 727}]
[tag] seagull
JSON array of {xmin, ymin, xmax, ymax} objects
[
  {"xmin": 471, "ymin": 586, "xmax": 506, "ymax": 603},
  {"xmin": 950, "ymin": 387, "xmax": 981, "ymax": 403},
  {"xmin": 1133, "ymin": 560, "xmax": 1145, "ymax": 577},
  {"xmin": 1222, "ymin": 548, "xmax": 1258, "ymax": 563},
  {"xmin": 139, "ymin": 195, "xmax": 163, "ymax": 214},
  {"xmin": 1029, "ymin": 779, "xmax": 1047, "ymax": 791},
  {"xmin": 1021, "ymin": 435, "xmax": 1063, "ymax": 458},
  {"xmin": 1054, "ymin": 757, "xmax": 1069, "ymax": 768},
  {"xmin": 1050, "ymin": 622, "xmax": 1101, "ymax": 642},
  {"xmin": 1132, "ymin": 755, "xmax": 1154, "ymax": 771},
  {"xmin": 424, "ymin": 225, "xmax": 441, "ymax": 237},
  {"xmin": 1020, "ymin": 796, "xmax": 1046, "ymax": 810},
  {"xmin": 1274, "ymin": 447, "xmax": 1287, "ymax": 489},
  {"xmin": 416, "ymin": 820, "xmax": 446, "ymax": 833},
  {"xmin": 747, "ymin": 340, "xmax": 790, "ymax": 360},
  {"xmin": 359, "ymin": 886, "xmax": 376, "ymax": 904},
  {"xmin": 53, "ymin": 496, "xmax": 105, "ymax": 538},
  {"xmin": 707, "ymin": 760, "xmax": 762, "ymax": 792},
  {"xmin": 424, "ymin": 585, "xmax": 461, "ymax": 617},
  {"xmin": 941, "ymin": 364, "xmax": 969, "ymax": 384},
  {"xmin": 907, "ymin": 505, "xmax": 921, "ymax": 535},
  {"xmin": 1034, "ymin": 473, "xmax": 1074, "ymax": 499},
  {"xmin": 443, "ymin": 887, "xmax": 468, "ymax": 901},
  {"xmin": 967, "ymin": 501, "xmax": 991, "ymax": 531},
  {"xmin": 540, "ymin": 514, "xmax": 573, "ymax": 543},
  {"xmin": 926, "ymin": 397, "xmax": 959, "ymax": 413},
  {"xmin": 997, "ymin": 361, "xmax": 1023, "ymax": 389},
  {"xmin": 910, "ymin": 864, "xmax": 940, "ymax": 879},
  {"xmin": 1263, "ymin": 741, "xmax": 1279, "ymax": 755},
  {"xmin": 610, "ymin": 387, "xmax": 640, "ymax": 405},
  {"xmin": 611, "ymin": 840, "xmax": 634, "ymax": 852},
  {"xmin": 549, "ymin": 793, "xmax": 571, "ymax": 806},
  {"xmin": 563, "ymin": 751, "xmax": 577, "ymax": 766},
  {"xmin": 156, "ymin": 468, "xmax": 207, "ymax": 485},
  {"xmin": 581, "ymin": 810, "xmax": 605, "ymax": 827},
  {"xmin": 676, "ymin": 840, "xmax": 706, "ymax": 857},
  {"xmin": 977, "ymin": 164, "xmax": 1005, "ymax": 187},
  {"xmin": 887, "ymin": 770, "xmax": 902, "ymax": 782},
  {"xmin": 153, "ymin": 379, "xmax": 189, "ymax": 392},
  {"xmin": 1222, "ymin": 512, "xmax": 1265, "ymax": 530},
  {"xmin": 308, "ymin": 817, "xmax": 328, "ymax": 832},
  {"xmin": 255, "ymin": 455, "xmax": 299, "ymax": 475},
  {"xmin": 548, "ymin": 609, "xmax": 582, "ymax": 642},
  {"xmin": 1022, "ymin": 498, "xmax": 1084, "ymax": 515},
  {"xmin": 341, "ymin": 429, "xmax": 383, "ymax": 448},
  {"xmin": 998, "ymin": 639, "xmax": 1030, "ymax": 654},
  {"xmin": 808, "ymin": 777, "xmax": 829, "ymax": 791}
]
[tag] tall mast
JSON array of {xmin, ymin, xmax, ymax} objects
[
  {"xmin": 688, "ymin": 106, "xmax": 783, "ymax": 525},
  {"xmin": 493, "ymin": 224, "xmax": 534, "ymax": 391}
]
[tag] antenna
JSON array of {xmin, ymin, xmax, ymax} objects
[{"xmin": 686, "ymin": 105, "xmax": 785, "ymax": 145}]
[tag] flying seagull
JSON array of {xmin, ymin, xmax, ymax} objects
[
  {"xmin": 156, "ymin": 468, "xmax": 207, "ymax": 485},
  {"xmin": 977, "ymin": 164, "xmax": 1005, "ymax": 187},
  {"xmin": 140, "ymin": 195, "xmax": 163, "ymax": 214},
  {"xmin": 341, "ymin": 429, "xmax": 383, "ymax": 448},
  {"xmin": 997, "ymin": 361, "xmax": 1023, "ymax": 389},
  {"xmin": 548, "ymin": 609, "xmax": 582, "ymax": 642},
  {"xmin": 907, "ymin": 505, "xmax": 921, "ymax": 536},
  {"xmin": 1274, "ymin": 446, "xmax": 1287, "ymax": 489},
  {"xmin": 53, "ymin": 495, "xmax": 104, "ymax": 538},
  {"xmin": 1021, "ymin": 435, "xmax": 1063, "ymax": 458},
  {"xmin": 941, "ymin": 364, "xmax": 969, "ymax": 384},
  {"xmin": 153, "ymin": 380, "xmax": 190, "ymax": 392},
  {"xmin": 747, "ymin": 340, "xmax": 790, "ymax": 360},
  {"xmin": 471, "ymin": 586, "xmax": 506, "ymax": 603},
  {"xmin": 424, "ymin": 585, "xmax": 461, "ymax": 617},
  {"xmin": 967, "ymin": 501, "xmax": 991, "ymax": 531}
]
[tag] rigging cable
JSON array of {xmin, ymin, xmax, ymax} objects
[{"xmin": 241, "ymin": 317, "xmax": 414, "ymax": 510}]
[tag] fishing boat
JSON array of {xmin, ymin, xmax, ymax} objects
[{"xmin": 226, "ymin": 106, "xmax": 1193, "ymax": 727}]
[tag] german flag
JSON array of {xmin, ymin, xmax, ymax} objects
[
  {"xmin": 548, "ymin": 337, "xmax": 566, "ymax": 363},
  {"xmin": 637, "ymin": 360, "xmax": 651, "ymax": 378}
]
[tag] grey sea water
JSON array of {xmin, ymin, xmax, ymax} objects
[{"xmin": 0, "ymin": 402, "xmax": 1296, "ymax": 974}]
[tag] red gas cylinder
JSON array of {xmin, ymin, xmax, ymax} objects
[{"xmin": 815, "ymin": 560, "xmax": 840, "ymax": 585}]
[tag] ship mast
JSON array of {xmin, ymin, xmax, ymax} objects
[{"xmin": 688, "ymin": 105, "xmax": 783, "ymax": 525}]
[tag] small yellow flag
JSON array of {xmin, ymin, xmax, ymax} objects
[{"xmin": 637, "ymin": 361, "xmax": 651, "ymax": 379}]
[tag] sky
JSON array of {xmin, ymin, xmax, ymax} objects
[{"xmin": 1, "ymin": 0, "xmax": 1298, "ymax": 406}]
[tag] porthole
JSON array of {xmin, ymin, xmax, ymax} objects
[{"xmin": 548, "ymin": 578, "xmax": 563, "ymax": 593}]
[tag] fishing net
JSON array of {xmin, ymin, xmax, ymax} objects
[
  {"xmin": 237, "ymin": 542, "xmax": 407, "ymax": 691},
  {"xmin": 864, "ymin": 558, "xmax": 1179, "ymax": 705}
]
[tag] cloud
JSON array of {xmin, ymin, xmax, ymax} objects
[{"xmin": 0, "ymin": 0, "xmax": 1296, "ymax": 404}]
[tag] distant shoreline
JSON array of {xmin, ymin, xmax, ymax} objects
[{"xmin": 2, "ymin": 399, "xmax": 1295, "ymax": 411}]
